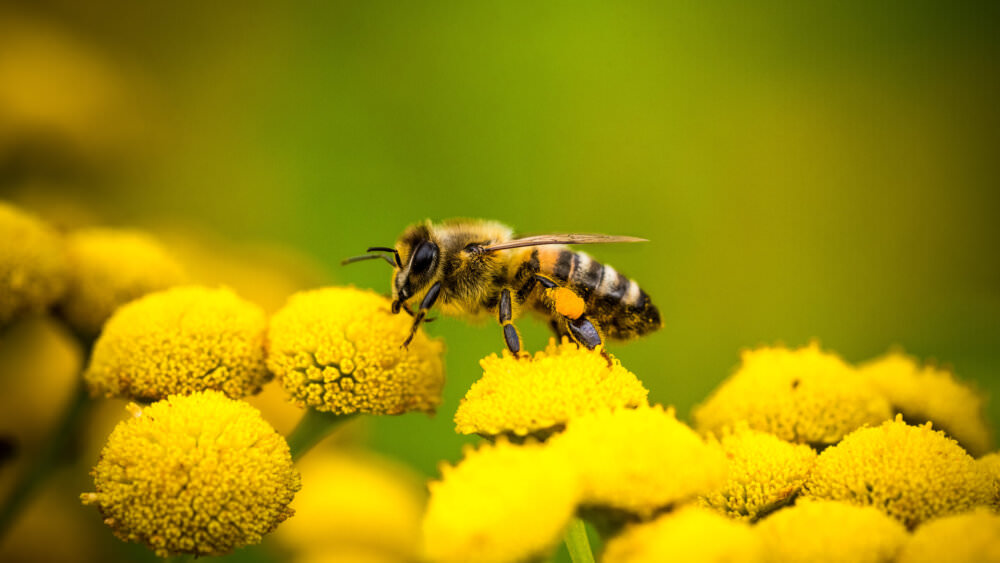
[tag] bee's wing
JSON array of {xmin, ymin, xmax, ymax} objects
[{"xmin": 482, "ymin": 234, "xmax": 647, "ymax": 252}]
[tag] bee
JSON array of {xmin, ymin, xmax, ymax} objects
[{"xmin": 343, "ymin": 219, "xmax": 661, "ymax": 354}]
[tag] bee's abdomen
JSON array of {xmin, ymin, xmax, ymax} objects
[{"xmin": 541, "ymin": 248, "xmax": 661, "ymax": 340}]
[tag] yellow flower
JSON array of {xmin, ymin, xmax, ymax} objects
[
  {"xmin": 60, "ymin": 228, "xmax": 186, "ymax": 335},
  {"xmin": 0, "ymin": 201, "xmax": 68, "ymax": 326},
  {"xmin": 551, "ymin": 405, "xmax": 727, "ymax": 518},
  {"xmin": 422, "ymin": 439, "xmax": 579, "ymax": 563},
  {"xmin": 81, "ymin": 390, "xmax": 300, "ymax": 557},
  {"xmin": 693, "ymin": 343, "xmax": 892, "ymax": 446},
  {"xmin": 602, "ymin": 506, "xmax": 761, "ymax": 563},
  {"xmin": 274, "ymin": 448, "xmax": 424, "ymax": 562},
  {"xmin": 455, "ymin": 339, "xmax": 649, "ymax": 438},
  {"xmin": 802, "ymin": 415, "xmax": 993, "ymax": 528},
  {"xmin": 898, "ymin": 509, "xmax": 1000, "ymax": 563},
  {"xmin": 83, "ymin": 285, "xmax": 270, "ymax": 401},
  {"xmin": 979, "ymin": 452, "xmax": 1000, "ymax": 510},
  {"xmin": 267, "ymin": 287, "xmax": 445, "ymax": 415},
  {"xmin": 755, "ymin": 499, "xmax": 909, "ymax": 563},
  {"xmin": 700, "ymin": 425, "xmax": 817, "ymax": 522},
  {"xmin": 860, "ymin": 351, "xmax": 993, "ymax": 456}
]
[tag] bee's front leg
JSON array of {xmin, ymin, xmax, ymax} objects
[
  {"xmin": 498, "ymin": 288, "xmax": 523, "ymax": 356},
  {"xmin": 402, "ymin": 281, "xmax": 441, "ymax": 348}
]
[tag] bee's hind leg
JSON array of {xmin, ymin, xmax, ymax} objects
[{"xmin": 499, "ymin": 288, "xmax": 523, "ymax": 356}]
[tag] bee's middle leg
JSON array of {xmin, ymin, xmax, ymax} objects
[{"xmin": 498, "ymin": 288, "xmax": 523, "ymax": 355}]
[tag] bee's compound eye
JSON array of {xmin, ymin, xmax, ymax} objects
[{"xmin": 410, "ymin": 241, "xmax": 438, "ymax": 274}]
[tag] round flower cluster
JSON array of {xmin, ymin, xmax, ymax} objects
[
  {"xmin": 693, "ymin": 343, "xmax": 892, "ymax": 446},
  {"xmin": 267, "ymin": 287, "xmax": 445, "ymax": 415},
  {"xmin": 82, "ymin": 391, "xmax": 300, "ymax": 557},
  {"xmin": 455, "ymin": 339, "xmax": 648, "ymax": 439},
  {"xmin": 802, "ymin": 415, "xmax": 993, "ymax": 528},
  {"xmin": 700, "ymin": 424, "xmax": 817, "ymax": 521},
  {"xmin": 84, "ymin": 285, "xmax": 270, "ymax": 401},
  {"xmin": 60, "ymin": 227, "xmax": 187, "ymax": 335},
  {"xmin": 0, "ymin": 202, "xmax": 68, "ymax": 326}
]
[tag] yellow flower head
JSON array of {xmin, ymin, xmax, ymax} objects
[
  {"xmin": 422, "ymin": 439, "xmax": 579, "ymax": 563},
  {"xmin": 700, "ymin": 425, "xmax": 817, "ymax": 522},
  {"xmin": 81, "ymin": 390, "xmax": 300, "ymax": 557},
  {"xmin": 602, "ymin": 506, "xmax": 762, "ymax": 563},
  {"xmin": 455, "ymin": 339, "xmax": 649, "ymax": 439},
  {"xmin": 267, "ymin": 287, "xmax": 445, "ymax": 415},
  {"xmin": 0, "ymin": 201, "xmax": 68, "ymax": 326},
  {"xmin": 84, "ymin": 285, "xmax": 270, "ymax": 401},
  {"xmin": 275, "ymin": 449, "xmax": 425, "ymax": 562},
  {"xmin": 860, "ymin": 351, "xmax": 993, "ymax": 456},
  {"xmin": 898, "ymin": 509, "xmax": 1000, "ymax": 563},
  {"xmin": 755, "ymin": 499, "xmax": 909, "ymax": 563},
  {"xmin": 978, "ymin": 452, "xmax": 1000, "ymax": 510},
  {"xmin": 802, "ymin": 415, "xmax": 993, "ymax": 528},
  {"xmin": 60, "ymin": 228, "xmax": 186, "ymax": 335},
  {"xmin": 693, "ymin": 343, "xmax": 892, "ymax": 446},
  {"xmin": 551, "ymin": 405, "xmax": 728, "ymax": 518}
]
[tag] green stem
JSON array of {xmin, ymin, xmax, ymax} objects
[
  {"xmin": 285, "ymin": 408, "xmax": 357, "ymax": 461},
  {"xmin": 564, "ymin": 517, "xmax": 596, "ymax": 563},
  {"xmin": 0, "ymin": 377, "xmax": 91, "ymax": 539}
]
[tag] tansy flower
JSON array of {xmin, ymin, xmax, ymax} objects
[
  {"xmin": 978, "ymin": 452, "xmax": 1000, "ymax": 509},
  {"xmin": 693, "ymin": 343, "xmax": 892, "ymax": 446},
  {"xmin": 81, "ymin": 390, "xmax": 300, "ymax": 557},
  {"xmin": 700, "ymin": 425, "xmax": 817, "ymax": 522},
  {"xmin": 898, "ymin": 509, "xmax": 1000, "ymax": 563},
  {"xmin": 60, "ymin": 228, "xmax": 186, "ymax": 335},
  {"xmin": 755, "ymin": 499, "xmax": 909, "ymax": 563},
  {"xmin": 274, "ymin": 448, "xmax": 424, "ymax": 562},
  {"xmin": 455, "ymin": 339, "xmax": 648, "ymax": 439},
  {"xmin": 860, "ymin": 351, "xmax": 993, "ymax": 456},
  {"xmin": 421, "ymin": 439, "xmax": 579, "ymax": 563},
  {"xmin": 0, "ymin": 201, "xmax": 68, "ymax": 326},
  {"xmin": 83, "ymin": 285, "xmax": 270, "ymax": 401},
  {"xmin": 802, "ymin": 415, "xmax": 993, "ymax": 528},
  {"xmin": 267, "ymin": 287, "xmax": 444, "ymax": 415},
  {"xmin": 551, "ymin": 405, "xmax": 727, "ymax": 519},
  {"xmin": 602, "ymin": 506, "xmax": 762, "ymax": 563}
]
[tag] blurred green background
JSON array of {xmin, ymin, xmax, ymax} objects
[{"xmin": 1, "ymin": 0, "xmax": 998, "ymax": 560}]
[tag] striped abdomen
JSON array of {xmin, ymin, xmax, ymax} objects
[{"xmin": 532, "ymin": 246, "xmax": 661, "ymax": 340}]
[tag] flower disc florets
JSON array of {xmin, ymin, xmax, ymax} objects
[
  {"xmin": 693, "ymin": 343, "xmax": 892, "ymax": 446},
  {"xmin": 755, "ymin": 500, "xmax": 909, "ymax": 563},
  {"xmin": 551, "ymin": 405, "xmax": 727, "ymax": 518},
  {"xmin": 860, "ymin": 351, "xmax": 993, "ymax": 456},
  {"xmin": 81, "ymin": 391, "xmax": 300, "ymax": 557},
  {"xmin": 60, "ymin": 228, "xmax": 186, "ymax": 335},
  {"xmin": 802, "ymin": 415, "xmax": 993, "ymax": 528},
  {"xmin": 700, "ymin": 425, "xmax": 817, "ymax": 522},
  {"xmin": 266, "ymin": 287, "xmax": 445, "ymax": 414},
  {"xmin": 84, "ymin": 285, "xmax": 270, "ymax": 401},
  {"xmin": 422, "ymin": 439, "xmax": 579, "ymax": 563},
  {"xmin": 0, "ymin": 201, "xmax": 68, "ymax": 326},
  {"xmin": 602, "ymin": 506, "xmax": 762, "ymax": 563},
  {"xmin": 455, "ymin": 339, "xmax": 648, "ymax": 439}
]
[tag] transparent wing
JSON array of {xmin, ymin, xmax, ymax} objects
[{"xmin": 482, "ymin": 233, "xmax": 647, "ymax": 252}]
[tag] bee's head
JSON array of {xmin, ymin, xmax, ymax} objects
[{"xmin": 391, "ymin": 224, "xmax": 440, "ymax": 313}]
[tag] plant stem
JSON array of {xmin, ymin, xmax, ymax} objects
[
  {"xmin": 0, "ymin": 377, "xmax": 90, "ymax": 539},
  {"xmin": 285, "ymin": 408, "xmax": 357, "ymax": 461},
  {"xmin": 564, "ymin": 517, "xmax": 596, "ymax": 563}
]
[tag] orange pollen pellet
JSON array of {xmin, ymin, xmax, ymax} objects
[{"xmin": 552, "ymin": 287, "xmax": 585, "ymax": 319}]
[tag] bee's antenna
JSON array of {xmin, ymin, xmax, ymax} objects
[
  {"xmin": 341, "ymin": 254, "xmax": 395, "ymax": 267},
  {"xmin": 367, "ymin": 246, "xmax": 402, "ymax": 267}
]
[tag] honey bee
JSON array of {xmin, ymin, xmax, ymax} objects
[{"xmin": 344, "ymin": 219, "xmax": 661, "ymax": 354}]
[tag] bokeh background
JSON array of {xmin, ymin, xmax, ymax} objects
[{"xmin": 1, "ymin": 1, "xmax": 998, "ymax": 561}]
